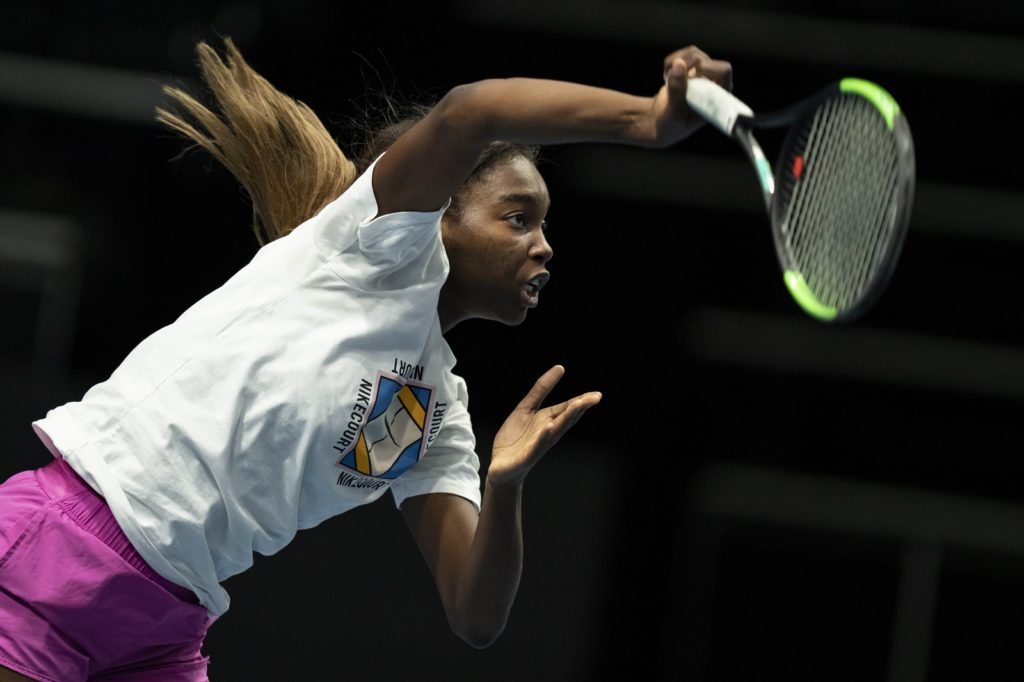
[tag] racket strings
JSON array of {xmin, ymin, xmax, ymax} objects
[
  {"xmin": 790, "ymin": 98, "xmax": 899, "ymax": 307},
  {"xmin": 811, "ymin": 101, "xmax": 885, "ymax": 302},
  {"xmin": 792, "ymin": 99, "xmax": 880, "ymax": 305},
  {"xmin": 781, "ymin": 95, "xmax": 901, "ymax": 311},
  {"xmin": 847, "ymin": 103, "xmax": 901, "ymax": 294}
]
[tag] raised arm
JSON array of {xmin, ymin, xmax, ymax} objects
[
  {"xmin": 398, "ymin": 47, "xmax": 730, "ymax": 648},
  {"xmin": 373, "ymin": 45, "xmax": 732, "ymax": 216}
]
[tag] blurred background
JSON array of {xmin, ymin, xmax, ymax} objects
[{"xmin": 2, "ymin": 0, "xmax": 1023, "ymax": 680}]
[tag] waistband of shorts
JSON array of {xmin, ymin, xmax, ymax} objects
[{"xmin": 35, "ymin": 456, "xmax": 200, "ymax": 605}]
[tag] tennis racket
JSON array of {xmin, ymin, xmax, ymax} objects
[{"xmin": 685, "ymin": 77, "xmax": 915, "ymax": 322}]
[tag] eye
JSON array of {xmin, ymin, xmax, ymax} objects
[{"xmin": 507, "ymin": 213, "xmax": 528, "ymax": 229}]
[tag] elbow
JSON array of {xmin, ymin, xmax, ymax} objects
[
  {"xmin": 434, "ymin": 80, "xmax": 505, "ymax": 146},
  {"xmin": 449, "ymin": 615, "xmax": 507, "ymax": 650},
  {"xmin": 457, "ymin": 627, "xmax": 504, "ymax": 650}
]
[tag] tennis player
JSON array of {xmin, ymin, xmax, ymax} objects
[{"xmin": 0, "ymin": 40, "xmax": 732, "ymax": 681}]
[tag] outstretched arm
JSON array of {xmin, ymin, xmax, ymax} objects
[
  {"xmin": 373, "ymin": 46, "xmax": 732, "ymax": 216},
  {"xmin": 401, "ymin": 366, "xmax": 601, "ymax": 648}
]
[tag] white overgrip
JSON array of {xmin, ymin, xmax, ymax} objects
[{"xmin": 684, "ymin": 78, "xmax": 754, "ymax": 136}]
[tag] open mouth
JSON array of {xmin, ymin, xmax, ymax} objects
[{"xmin": 522, "ymin": 272, "xmax": 550, "ymax": 308}]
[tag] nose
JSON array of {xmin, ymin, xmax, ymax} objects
[{"xmin": 530, "ymin": 231, "xmax": 554, "ymax": 265}]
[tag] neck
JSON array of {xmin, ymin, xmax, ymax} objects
[{"xmin": 437, "ymin": 284, "xmax": 466, "ymax": 333}]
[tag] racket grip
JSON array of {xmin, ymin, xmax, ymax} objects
[{"xmin": 684, "ymin": 78, "xmax": 753, "ymax": 136}]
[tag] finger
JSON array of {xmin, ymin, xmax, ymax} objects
[
  {"xmin": 567, "ymin": 392, "xmax": 602, "ymax": 428},
  {"xmin": 696, "ymin": 59, "xmax": 734, "ymax": 91},
  {"xmin": 544, "ymin": 391, "xmax": 602, "ymax": 429},
  {"xmin": 663, "ymin": 56, "xmax": 687, "ymax": 86},
  {"xmin": 515, "ymin": 365, "xmax": 566, "ymax": 412},
  {"xmin": 683, "ymin": 47, "xmax": 712, "ymax": 79},
  {"xmin": 662, "ymin": 57, "xmax": 691, "ymax": 117},
  {"xmin": 663, "ymin": 46, "xmax": 720, "ymax": 118},
  {"xmin": 539, "ymin": 392, "xmax": 602, "ymax": 448},
  {"xmin": 663, "ymin": 45, "xmax": 711, "ymax": 79}
]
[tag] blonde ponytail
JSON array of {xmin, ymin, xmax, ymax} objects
[{"xmin": 157, "ymin": 38, "xmax": 357, "ymax": 245}]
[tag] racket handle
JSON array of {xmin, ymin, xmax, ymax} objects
[{"xmin": 685, "ymin": 78, "xmax": 753, "ymax": 136}]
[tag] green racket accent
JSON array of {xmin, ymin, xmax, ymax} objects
[
  {"xmin": 755, "ymin": 157, "xmax": 774, "ymax": 195},
  {"xmin": 784, "ymin": 271, "xmax": 838, "ymax": 321},
  {"xmin": 840, "ymin": 78, "xmax": 899, "ymax": 130}
]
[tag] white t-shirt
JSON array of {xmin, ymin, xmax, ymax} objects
[{"xmin": 31, "ymin": 157, "xmax": 481, "ymax": 617}]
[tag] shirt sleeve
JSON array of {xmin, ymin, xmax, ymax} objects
[
  {"xmin": 389, "ymin": 393, "xmax": 481, "ymax": 512},
  {"xmin": 312, "ymin": 154, "xmax": 450, "ymax": 277}
]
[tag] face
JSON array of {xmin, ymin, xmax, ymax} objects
[{"xmin": 440, "ymin": 156, "xmax": 553, "ymax": 328}]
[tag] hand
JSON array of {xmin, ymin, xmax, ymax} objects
[
  {"xmin": 650, "ymin": 45, "xmax": 734, "ymax": 147},
  {"xmin": 488, "ymin": 366, "xmax": 602, "ymax": 489}
]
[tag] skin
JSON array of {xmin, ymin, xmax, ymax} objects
[
  {"xmin": 437, "ymin": 156, "xmax": 554, "ymax": 331},
  {"xmin": 396, "ymin": 46, "xmax": 732, "ymax": 649},
  {"xmin": 405, "ymin": 155, "xmax": 589, "ymax": 647},
  {"xmin": 0, "ymin": 47, "xmax": 731, "ymax": 678}
]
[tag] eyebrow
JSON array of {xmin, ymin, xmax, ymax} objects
[{"xmin": 497, "ymin": 193, "xmax": 545, "ymax": 208}]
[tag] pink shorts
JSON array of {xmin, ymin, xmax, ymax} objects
[{"xmin": 0, "ymin": 457, "xmax": 214, "ymax": 681}]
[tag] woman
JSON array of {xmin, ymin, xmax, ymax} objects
[{"xmin": 0, "ymin": 39, "xmax": 732, "ymax": 681}]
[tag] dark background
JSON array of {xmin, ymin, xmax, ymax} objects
[{"xmin": 2, "ymin": 1, "xmax": 1023, "ymax": 680}]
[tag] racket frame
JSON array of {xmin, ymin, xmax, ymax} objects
[{"xmin": 684, "ymin": 77, "xmax": 915, "ymax": 322}]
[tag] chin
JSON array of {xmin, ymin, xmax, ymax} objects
[{"xmin": 499, "ymin": 308, "xmax": 530, "ymax": 326}]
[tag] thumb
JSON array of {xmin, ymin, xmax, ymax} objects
[
  {"xmin": 516, "ymin": 365, "xmax": 565, "ymax": 412},
  {"xmin": 663, "ymin": 57, "xmax": 688, "ymax": 89},
  {"xmin": 663, "ymin": 57, "xmax": 691, "ymax": 114}
]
